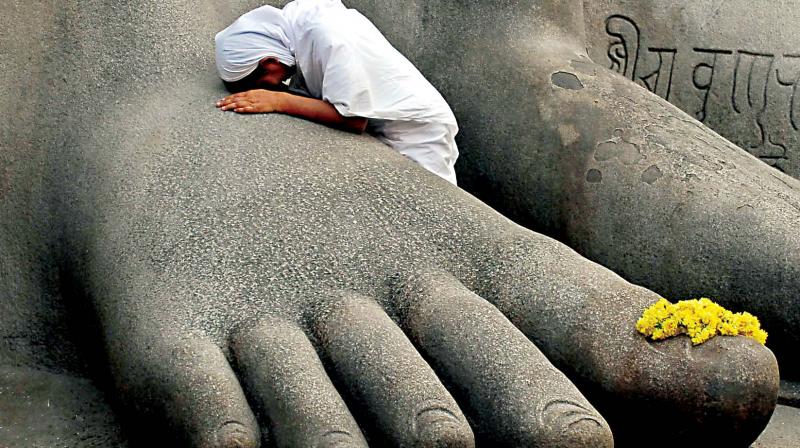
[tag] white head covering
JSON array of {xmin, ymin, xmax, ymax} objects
[{"xmin": 215, "ymin": 5, "xmax": 296, "ymax": 82}]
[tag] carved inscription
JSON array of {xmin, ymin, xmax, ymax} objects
[
  {"xmin": 607, "ymin": 15, "xmax": 676, "ymax": 100},
  {"xmin": 691, "ymin": 48, "xmax": 732, "ymax": 122},
  {"xmin": 604, "ymin": 15, "xmax": 800, "ymax": 172}
]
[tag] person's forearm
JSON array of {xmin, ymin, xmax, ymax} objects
[{"xmin": 277, "ymin": 93, "xmax": 367, "ymax": 134}]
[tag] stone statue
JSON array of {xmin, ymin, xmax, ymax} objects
[
  {"xmin": 585, "ymin": 0, "xmax": 800, "ymax": 177},
  {"xmin": 347, "ymin": 0, "xmax": 800, "ymax": 381},
  {"xmin": 0, "ymin": 0, "xmax": 790, "ymax": 446}
]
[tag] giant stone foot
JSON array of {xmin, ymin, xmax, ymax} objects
[
  {"xmin": 347, "ymin": 0, "xmax": 800, "ymax": 382},
  {"xmin": 71, "ymin": 84, "xmax": 776, "ymax": 445},
  {"xmin": 1, "ymin": 1, "xmax": 125, "ymax": 445},
  {"xmin": 582, "ymin": 3, "xmax": 800, "ymax": 405},
  {"xmin": 76, "ymin": 78, "xmax": 620, "ymax": 447},
  {"xmin": 0, "ymin": 0, "xmax": 782, "ymax": 446}
]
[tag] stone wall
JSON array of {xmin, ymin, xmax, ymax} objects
[{"xmin": 585, "ymin": 0, "xmax": 800, "ymax": 177}]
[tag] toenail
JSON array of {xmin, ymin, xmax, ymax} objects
[
  {"xmin": 314, "ymin": 430, "xmax": 358, "ymax": 448},
  {"xmin": 540, "ymin": 399, "xmax": 612, "ymax": 447},
  {"xmin": 215, "ymin": 421, "xmax": 258, "ymax": 448},
  {"xmin": 540, "ymin": 399, "xmax": 602, "ymax": 429},
  {"xmin": 416, "ymin": 405, "xmax": 459, "ymax": 427},
  {"xmin": 415, "ymin": 405, "xmax": 472, "ymax": 446}
]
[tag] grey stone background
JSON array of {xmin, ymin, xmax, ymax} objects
[
  {"xmin": 1, "ymin": 0, "xmax": 798, "ymax": 446},
  {"xmin": 585, "ymin": 0, "xmax": 800, "ymax": 176},
  {"xmin": 584, "ymin": 3, "xmax": 800, "ymax": 444}
]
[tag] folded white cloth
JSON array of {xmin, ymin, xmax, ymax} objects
[
  {"xmin": 216, "ymin": 0, "xmax": 459, "ymax": 184},
  {"xmin": 215, "ymin": 5, "xmax": 296, "ymax": 82}
]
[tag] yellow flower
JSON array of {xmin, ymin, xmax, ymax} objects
[{"xmin": 636, "ymin": 298, "xmax": 767, "ymax": 346}]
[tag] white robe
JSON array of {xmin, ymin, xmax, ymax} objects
[{"xmin": 215, "ymin": 0, "xmax": 459, "ymax": 184}]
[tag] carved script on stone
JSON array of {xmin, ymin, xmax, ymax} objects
[{"xmin": 605, "ymin": 14, "xmax": 800, "ymax": 172}]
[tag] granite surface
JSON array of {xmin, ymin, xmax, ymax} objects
[{"xmin": 0, "ymin": 0, "xmax": 794, "ymax": 446}]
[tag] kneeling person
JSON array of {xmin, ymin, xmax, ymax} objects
[{"xmin": 215, "ymin": 0, "xmax": 460, "ymax": 185}]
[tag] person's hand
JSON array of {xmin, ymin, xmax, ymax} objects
[{"xmin": 216, "ymin": 89, "xmax": 285, "ymax": 113}]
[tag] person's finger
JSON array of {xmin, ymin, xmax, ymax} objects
[
  {"xmin": 231, "ymin": 100, "xmax": 252, "ymax": 113},
  {"xmin": 108, "ymin": 328, "xmax": 260, "ymax": 447},
  {"xmin": 221, "ymin": 102, "xmax": 239, "ymax": 111},
  {"xmin": 396, "ymin": 271, "xmax": 613, "ymax": 447},
  {"xmin": 313, "ymin": 294, "xmax": 474, "ymax": 447},
  {"xmin": 231, "ymin": 318, "xmax": 367, "ymax": 448}
]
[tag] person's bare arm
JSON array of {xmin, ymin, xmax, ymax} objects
[{"xmin": 217, "ymin": 89, "xmax": 368, "ymax": 134}]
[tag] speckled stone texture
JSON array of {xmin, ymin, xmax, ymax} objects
[
  {"xmin": 0, "ymin": 367, "xmax": 127, "ymax": 447},
  {"xmin": 779, "ymin": 380, "xmax": 800, "ymax": 407},
  {"xmin": 0, "ymin": 0, "xmax": 786, "ymax": 446},
  {"xmin": 584, "ymin": 0, "xmax": 800, "ymax": 178},
  {"xmin": 0, "ymin": 1, "xmax": 127, "ymax": 446},
  {"xmin": 579, "ymin": 1, "xmax": 800, "ymax": 392},
  {"xmin": 752, "ymin": 405, "xmax": 800, "ymax": 448},
  {"xmin": 348, "ymin": 0, "xmax": 800, "ymax": 383}
]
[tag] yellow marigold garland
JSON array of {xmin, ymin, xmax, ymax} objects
[{"xmin": 636, "ymin": 298, "xmax": 767, "ymax": 345}]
